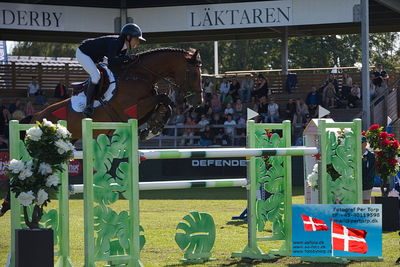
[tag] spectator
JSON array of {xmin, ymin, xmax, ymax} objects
[
  {"xmin": 323, "ymin": 82, "xmax": 336, "ymax": 108},
  {"xmin": 370, "ymin": 74, "xmax": 378, "ymax": 99},
  {"xmin": 210, "ymin": 94, "xmax": 222, "ymax": 113},
  {"xmin": 285, "ymin": 98, "xmax": 296, "ymax": 121},
  {"xmin": 54, "ymin": 80, "xmax": 69, "ymax": 99},
  {"xmin": 362, "ymin": 136, "xmax": 376, "ymax": 204},
  {"xmin": 24, "ymin": 101, "xmax": 35, "ymax": 116},
  {"xmin": 169, "ymin": 108, "xmax": 185, "ymax": 136},
  {"xmin": 199, "ymin": 125, "xmax": 214, "ymax": 147},
  {"xmin": 372, "ymin": 63, "xmax": 389, "ymax": 94},
  {"xmin": 223, "ymin": 114, "xmax": 236, "ymax": 146},
  {"xmin": 222, "ymin": 90, "xmax": 234, "ymax": 106},
  {"xmin": 266, "ymin": 98, "xmax": 280, "ymax": 123},
  {"xmin": 240, "ymin": 74, "xmax": 254, "ymax": 103},
  {"xmin": 293, "ymin": 98, "xmax": 309, "ymax": 124},
  {"xmin": 342, "ymin": 72, "xmax": 352, "ymax": 100},
  {"xmin": 197, "ymin": 114, "xmax": 210, "ymax": 132},
  {"xmin": 218, "ymin": 76, "xmax": 231, "ymax": 103},
  {"xmin": 202, "ymin": 77, "xmax": 214, "ymax": 101},
  {"xmin": 233, "ymin": 99, "xmax": 245, "ymax": 120},
  {"xmin": 27, "ymin": 76, "xmax": 39, "ymax": 97},
  {"xmin": 210, "ymin": 112, "xmax": 225, "ymax": 144},
  {"xmin": 229, "ymin": 76, "xmax": 240, "ymax": 101},
  {"xmin": 224, "ymin": 102, "xmax": 234, "ymax": 117},
  {"xmin": 258, "ymin": 96, "xmax": 269, "ymax": 122},
  {"xmin": 322, "ymin": 73, "xmax": 339, "ymax": 91},
  {"xmin": 0, "ymin": 101, "xmax": 10, "ymax": 136},
  {"xmin": 181, "ymin": 116, "xmax": 197, "ymax": 146},
  {"xmin": 252, "ymin": 74, "xmax": 270, "ymax": 100},
  {"xmin": 8, "ymin": 99, "xmax": 22, "ymax": 114},
  {"xmin": 348, "ymin": 83, "xmax": 361, "ymax": 108},
  {"xmin": 305, "ymin": 86, "xmax": 321, "ymax": 118}
]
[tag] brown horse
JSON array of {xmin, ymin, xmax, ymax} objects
[
  {"xmin": 30, "ymin": 48, "xmax": 203, "ymax": 139},
  {"xmin": 0, "ymin": 48, "xmax": 203, "ymax": 216}
]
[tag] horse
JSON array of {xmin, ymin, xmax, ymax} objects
[
  {"xmin": 29, "ymin": 48, "xmax": 203, "ymax": 140},
  {"xmin": 0, "ymin": 48, "xmax": 203, "ymax": 217}
]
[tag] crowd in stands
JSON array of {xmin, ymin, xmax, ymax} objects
[
  {"xmin": 0, "ymin": 64, "xmax": 391, "ymax": 149},
  {"xmin": 0, "ymin": 77, "xmax": 70, "ymax": 149},
  {"xmin": 163, "ymin": 64, "xmax": 390, "ymax": 147}
]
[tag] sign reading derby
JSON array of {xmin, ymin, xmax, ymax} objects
[
  {"xmin": 188, "ymin": 1, "xmax": 291, "ymax": 29},
  {"xmin": 1, "ymin": 3, "xmax": 64, "ymax": 30}
]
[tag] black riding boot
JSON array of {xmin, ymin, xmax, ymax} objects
[{"xmin": 83, "ymin": 81, "xmax": 96, "ymax": 118}]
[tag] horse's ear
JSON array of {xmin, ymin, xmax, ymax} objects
[{"xmin": 190, "ymin": 49, "xmax": 201, "ymax": 65}]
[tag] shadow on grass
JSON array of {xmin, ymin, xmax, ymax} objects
[
  {"xmin": 226, "ymin": 220, "xmax": 247, "ymax": 226},
  {"xmin": 222, "ymin": 257, "xmax": 281, "ymax": 266}
]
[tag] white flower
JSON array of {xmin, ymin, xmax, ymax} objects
[
  {"xmin": 38, "ymin": 162, "xmax": 52, "ymax": 175},
  {"xmin": 56, "ymin": 125, "xmax": 71, "ymax": 138},
  {"xmin": 36, "ymin": 189, "xmax": 48, "ymax": 205},
  {"xmin": 8, "ymin": 159, "xmax": 25, "ymax": 174},
  {"xmin": 42, "ymin": 118, "xmax": 55, "ymax": 128},
  {"xmin": 18, "ymin": 168, "xmax": 33, "ymax": 180},
  {"xmin": 307, "ymin": 164, "xmax": 319, "ymax": 189},
  {"xmin": 17, "ymin": 191, "xmax": 35, "ymax": 206},
  {"xmin": 55, "ymin": 140, "xmax": 72, "ymax": 154},
  {"xmin": 26, "ymin": 126, "xmax": 43, "ymax": 141},
  {"xmin": 46, "ymin": 173, "xmax": 59, "ymax": 187}
]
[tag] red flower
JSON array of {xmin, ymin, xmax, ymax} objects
[
  {"xmin": 389, "ymin": 158, "xmax": 398, "ymax": 166},
  {"xmin": 379, "ymin": 132, "xmax": 389, "ymax": 139},
  {"xmin": 267, "ymin": 133, "xmax": 273, "ymax": 138},
  {"xmin": 391, "ymin": 140, "xmax": 399, "ymax": 150},
  {"xmin": 388, "ymin": 134, "xmax": 394, "ymax": 138},
  {"xmin": 361, "ymin": 131, "xmax": 366, "ymax": 136},
  {"xmin": 379, "ymin": 139, "xmax": 391, "ymax": 147},
  {"xmin": 376, "ymin": 151, "xmax": 384, "ymax": 157},
  {"xmin": 369, "ymin": 124, "xmax": 380, "ymax": 131}
]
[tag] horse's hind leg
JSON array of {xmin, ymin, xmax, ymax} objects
[{"xmin": 140, "ymin": 94, "xmax": 172, "ymax": 141}]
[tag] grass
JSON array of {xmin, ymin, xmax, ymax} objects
[{"xmin": 0, "ymin": 188, "xmax": 399, "ymax": 266}]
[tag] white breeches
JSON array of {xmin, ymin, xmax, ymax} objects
[{"xmin": 76, "ymin": 48, "xmax": 101, "ymax": 84}]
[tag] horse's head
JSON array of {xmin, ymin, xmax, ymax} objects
[{"xmin": 177, "ymin": 49, "xmax": 203, "ymax": 106}]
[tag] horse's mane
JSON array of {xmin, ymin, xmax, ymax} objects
[{"xmin": 137, "ymin": 48, "xmax": 200, "ymax": 64}]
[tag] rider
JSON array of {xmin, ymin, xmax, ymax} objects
[{"xmin": 76, "ymin": 23, "xmax": 146, "ymax": 117}]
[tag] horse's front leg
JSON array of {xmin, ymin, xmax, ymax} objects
[{"xmin": 139, "ymin": 94, "xmax": 172, "ymax": 141}]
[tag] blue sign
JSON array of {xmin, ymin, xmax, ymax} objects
[{"xmin": 292, "ymin": 204, "xmax": 382, "ymax": 257}]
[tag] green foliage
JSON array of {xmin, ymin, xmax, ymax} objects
[
  {"xmin": 11, "ymin": 32, "xmax": 399, "ymax": 71},
  {"xmin": 175, "ymin": 211, "xmax": 216, "ymax": 263}
]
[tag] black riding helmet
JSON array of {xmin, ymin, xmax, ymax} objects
[{"xmin": 120, "ymin": 23, "xmax": 146, "ymax": 42}]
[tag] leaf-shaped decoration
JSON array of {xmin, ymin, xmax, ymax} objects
[
  {"xmin": 18, "ymin": 140, "xmax": 32, "ymax": 162},
  {"xmin": 110, "ymin": 129, "xmax": 130, "ymax": 158},
  {"xmin": 111, "ymin": 211, "xmax": 145, "ymax": 255},
  {"xmin": 93, "ymin": 173, "xmax": 119, "ymax": 205},
  {"xmin": 93, "ymin": 134, "xmax": 113, "ymax": 173},
  {"xmin": 115, "ymin": 162, "xmax": 129, "ymax": 199},
  {"xmin": 93, "ymin": 204, "xmax": 119, "ymax": 260},
  {"xmin": 175, "ymin": 211, "xmax": 215, "ymax": 263}
]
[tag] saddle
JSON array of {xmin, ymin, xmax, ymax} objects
[{"xmin": 71, "ymin": 64, "xmax": 111, "ymax": 100}]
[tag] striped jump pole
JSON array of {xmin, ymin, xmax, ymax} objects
[
  {"xmin": 69, "ymin": 178, "xmax": 247, "ymax": 194},
  {"xmin": 140, "ymin": 147, "xmax": 318, "ymax": 159}
]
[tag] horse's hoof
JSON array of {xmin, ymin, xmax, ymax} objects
[{"xmin": 139, "ymin": 129, "xmax": 150, "ymax": 141}]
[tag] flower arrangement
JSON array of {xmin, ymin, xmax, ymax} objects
[
  {"xmin": 363, "ymin": 124, "xmax": 400, "ymax": 197},
  {"xmin": 7, "ymin": 119, "xmax": 74, "ymax": 228},
  {"xmin": 306, "ymin": 163, "xmax": 319, "ymax": 190}
]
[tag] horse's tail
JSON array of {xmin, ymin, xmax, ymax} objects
[{"xmin": 20, "ymin": 115, "xmax": 33, "ymax": 124}]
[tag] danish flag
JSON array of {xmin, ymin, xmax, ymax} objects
[
  {"xmin": 332, "ymin": 222, "xmax": 368, "ymax": 254},
  {"xmin": 300, "ymin": 214, "xmax": 329, "ymax": 231}
]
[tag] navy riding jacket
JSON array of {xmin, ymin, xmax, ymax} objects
[{"xmin": 78, "ymin": 35, "xmax": 127, "ymax": 66}]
